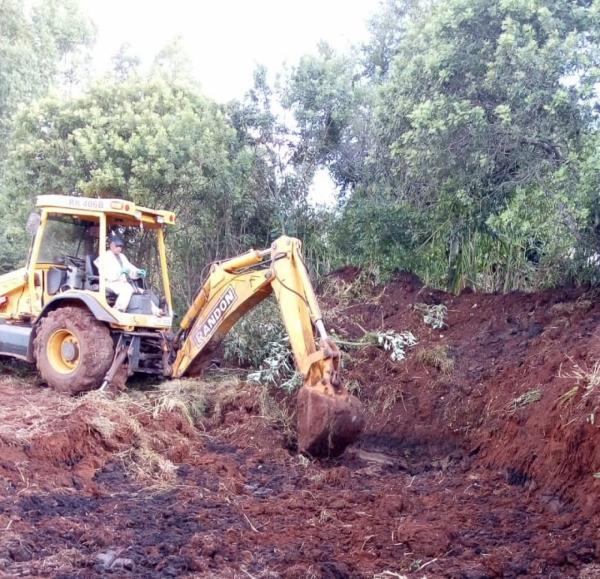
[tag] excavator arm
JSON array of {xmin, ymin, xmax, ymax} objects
[{"xmin": 170, "ymin": 236, "xmax": 364, "ymax": 457}]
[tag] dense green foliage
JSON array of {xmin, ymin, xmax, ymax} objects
[
  {"xmin": 5, "ymin": 72, "xmax": 298, "ymax": 308},
  {"xmin": 0, "ymin": 0, "xmax": 93, "ymax": 159},
  {"xmin": 372, "ymin": 0, "xmax": 599, "ymax": 290},
  {"xmin": 283, "ymin": 0, "xmax": 600, "ymax": 290},
  {"xmin": 1, "ymin": 0, "xmax": 599, "ymax": 298},
  {"xmin": 0, "ymin": 0, "xmax": 93, "ymax": 269}
]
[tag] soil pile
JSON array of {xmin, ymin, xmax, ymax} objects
[
  {"xmin": 0, "ymin": 272, "xmax": 598, "ymax": 577},
  {"xmin": 325, "ymin": 271, "xmax": 600, "ymax": 514}
]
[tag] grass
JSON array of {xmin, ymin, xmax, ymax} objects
[
  {"xmin": 557, "ymin": 358, "xmax": 600, "ymax": 409},
  {"xmin": 0, "ymin": 376, "xmax": 242, "ymax": 487},
  {"xmin": 550, "ymin": 298, "xmax": 593, "ymax": 317},
  {"xmin": 416, "ymin": 345, "xmax": 454, "ymax": 374},
  {"xmin": 507, "ymin": 388, "xmax": 542, "ymax": 413},
  {"xmin": 374, "ymin": 383, "xmax": 406, "ymax": 415},
  {"xmin": 75, "ymin": 390, "xmax": 184, "ymax": 484},
  {"xmin": 78, "ymin": 392, "xmax": 142, "ymax": 430},
  {"xmin": 1, "ymin": 539, "xmax": 86, "ymax": 576},
  {"xmin": 557, "ymin": 385, "xmax": 580, "ymax": 407},
  {"xmin": 565, "ymin": 360, "xmax": 600, "ymax": 398},
  {"xmin": 0, "ymin": 371, "xmax": 300, "ymax": 486},
  {"xmin": 0, "ymin": 391, "xmax": 77, "ymax": 444},
  {"xmin": 258, "ymin": 386, "xmax": 296, "ymax": 446},
  {"xmin": 346, "ymin": 379, "xmax": 362, "ymax": 397},
  {"xmin": 92, "ymin": 377, "xmax": 250, "ymax": 484},
  {"xmin": 307, "ymin": 508, "xmax": 338, "ymax": 526},
  {"xmin": 119, "ymin": 446, "xmax": 178, "ymax": 484},
  {"xmin": 104, "ymin": 379, "xmax": 239, "ymax": 484},
  {"xmin": 86, "ymin": 413, "xmax": 120, "ymax": 440},
  {"xmin": 381, "ymin": 390, "xmax": 402, "ymax": 414},
  {"xmin": 152, "ymin": 379, "xmax": 208, "ymax": 426},
  {"xmin": 320, "ymin": 269, "xmax": 385, "ymax": 328},
  {"xmin": 320, "ymin": 267, "xmax": 381, "ymax": 305}
]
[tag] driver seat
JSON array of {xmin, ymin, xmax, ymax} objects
[
  {"xmin": 84, "ymin": 255, "xmax": 100, "ymax": 291},
  {"xmin": 85, "ymin": 255, "xmax": 117, "ymax": 305}
]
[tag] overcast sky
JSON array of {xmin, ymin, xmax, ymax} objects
[
  {"xmin": 81, "ymin": 0, "xmax": 381, "ymax": 103},
  {"xmin": 78, "ymin": 1, "xmax": 382, "ymax": 207}
]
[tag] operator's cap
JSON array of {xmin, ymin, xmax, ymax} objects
[{"xmin": 109, "ymin": 234, "xmax": 125, "ymax": 247}]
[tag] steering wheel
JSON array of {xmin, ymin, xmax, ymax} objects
[{"xmin": 64, "ymin": 255, "xmax": 85, "ymax": 267}]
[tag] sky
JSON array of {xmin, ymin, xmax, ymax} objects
[
  {"xmin": 81, "ymin": 0, "xmax": 381, "ymax": 103},
  {"xmin": 80, "ymin": 0, "xmax": 381, "ymax": 206}
]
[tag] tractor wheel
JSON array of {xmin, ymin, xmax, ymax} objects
[{"xmin": 34, "ymin": 306, "xmax": 114, "ymax": 395}]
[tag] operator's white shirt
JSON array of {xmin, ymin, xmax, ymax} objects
[{"xmin": 94, "ymin": 251, "xmax": 139, "ymax": 284}]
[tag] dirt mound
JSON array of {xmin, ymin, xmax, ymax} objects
[
  {"xmin": 0, "ymin": 273, "xmax": 599, "ymax": 577},
  {"xmin": 324, "ymin": 271, "xmax": 600, "ymax": 515},
  {"xmin": 0, "ymin": 376, "xmax": 262, "ymax": 495}
]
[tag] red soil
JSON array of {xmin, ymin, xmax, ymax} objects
[{"xmin": 0, "ymin": 271, "xmax": 599, "ymax": 577}]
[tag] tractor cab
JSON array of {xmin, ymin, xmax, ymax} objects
[{"xmin": 22, "ymin": 195, "xmax": 176, "ymax": 328}]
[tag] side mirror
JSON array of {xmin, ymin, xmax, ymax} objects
[{"xmin": 26, "ymin": 212, "xmax": 41, "ymax": 237}]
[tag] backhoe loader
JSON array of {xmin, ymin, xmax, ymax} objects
[{"xmin": 0, "ymin": 195, "xmax": 363, "ymax": 456}]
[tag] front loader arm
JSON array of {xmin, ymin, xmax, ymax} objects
[{"xmin": 170, "ymin": 236, "xmax": 364, "ymax": 456}]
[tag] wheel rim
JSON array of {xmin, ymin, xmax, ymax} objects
[{"xmin": 47, "ymin": 329, "xmax": 80, "ymax": 374}]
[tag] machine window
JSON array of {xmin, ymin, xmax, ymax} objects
[
  {"xmin": 37, "ymin": 215, "xmax": 99, "ymax": 264},
  {"xmin": 106, "ymin": 224, "xmax": 165, "ymax": 295}
]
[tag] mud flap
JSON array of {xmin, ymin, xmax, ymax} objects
[{"xmin": 297, "ymin": 386, "xmax": 364, "ymax": 458}]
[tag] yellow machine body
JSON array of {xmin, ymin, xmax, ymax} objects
[
  {"xmin": 0, "ymin": 195, "xmax": 363, "ymax": 456},
  {"xmin": 0, "ymin": 195, "xmax": 175, "ymax": 332}
]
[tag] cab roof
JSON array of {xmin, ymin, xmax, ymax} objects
[{"xmin": 36, "ymin": 195, "xmax": 176, "ymax": 226}]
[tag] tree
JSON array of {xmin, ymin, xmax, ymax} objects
[
  {"xmin": 361, "ymin": 0, "xmax": 426, "ymax": 81},
  {"xmin": 111, "ymin": 44, "xmax": 141, "ymax": 82},
  {"xmin": 282, "ymin": 43, "xmax": 372, "ymax": 193},
  {"xmin": 4, "ymin": 70, "xmax": 281, "ymax": 305},
  {"xmin": 0, "ymin": 0, "xmax": 94, "ymax": 159},
  {"xmin": 228, "ymin": 64, "xmax": 301, "ymax": 234},
  {"xmin": 355, "ymin": 0, "xmax": 599, "ymax": 289},
  {"xmin": 227, "ymin": 65, "xmax": 328, "ymax": 259},
  {"xmin": 0, "ymin": 0, "xmax": 93, "ymax": 270},
  {"xmin": 151, "ymin": 37, "xmax": 194, "ymax": 84}
]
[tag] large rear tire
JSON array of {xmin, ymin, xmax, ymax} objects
[{"xmin": 34, "ymin": 306, "xmax": 114, "ymax": 395}]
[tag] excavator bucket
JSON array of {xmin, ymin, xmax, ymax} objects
[
  {"xmin": 297, "ymin": 385, "xmax": 364, "ymax": 457},
  {"xmin": 296, "ymin": 338, "xmax": 364, "ymax": 457}
]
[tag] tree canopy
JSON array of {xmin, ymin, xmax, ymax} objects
[
  {"xmin": 0, "ymin": 0, "xmax": 93, "ymax": 160},
  {"xmin": 371, "ymin": 0, "xmax": 600, "ymax": 288},
  {"xmin": 281, "ymin": 0, "xmax": 600, "ymax": 290},
  {"xmin": 1, "ymin": 0, "xmax": 599, "ymax": 295}
]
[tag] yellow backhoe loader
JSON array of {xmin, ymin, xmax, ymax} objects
[{"xmin": 0, "ymin": 195, "xmax": 363, "ymax": 456}]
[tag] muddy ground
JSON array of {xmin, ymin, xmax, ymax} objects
[{"xmin": 0, "ymin": 271, "xmax": 599, "ymax": 578}]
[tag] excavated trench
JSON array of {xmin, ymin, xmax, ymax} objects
[{"xmin": 0, "ymin": 271, "xmax": 599, "ymax": 577}]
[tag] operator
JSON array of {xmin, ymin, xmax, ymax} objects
[{"xmin": 94, "ymin": 235, "xmax": 147, "ymax": 313}]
